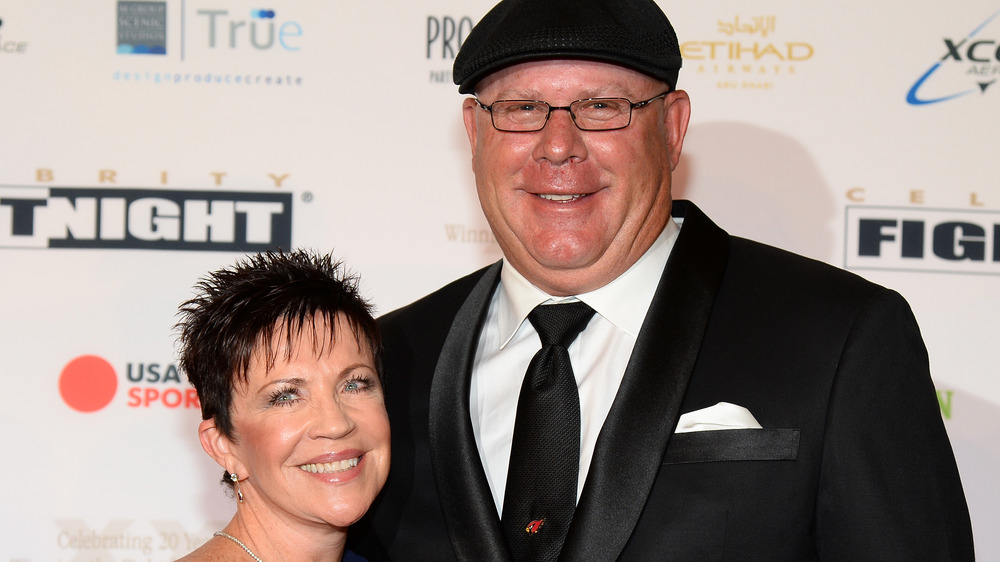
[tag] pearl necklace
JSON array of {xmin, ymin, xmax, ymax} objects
[{"xmin": 214, "ymin": 531, "xmax": 264, "ymax": 562}]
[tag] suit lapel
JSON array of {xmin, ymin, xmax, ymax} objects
[
  {"xmin": 561, "ymin": 201, "xmax": 731, "ymax": 560},
  {"xmin": 427, "ymin": 261, "xmax": 511, "ymax": 561}
]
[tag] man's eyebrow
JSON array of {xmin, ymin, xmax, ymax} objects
[
  {"xmin": 491, "ymin": 85, "xmax": 638, "ymax": 101},
  {"xmin": 488, "ymin": 88, "xmax": 542, "ymax": 100}
]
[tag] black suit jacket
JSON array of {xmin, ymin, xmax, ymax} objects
[{"xmin": 350, "ymin": 201, "xmax": 974, "ymax": 560}]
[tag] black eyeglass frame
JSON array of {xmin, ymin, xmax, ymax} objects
[{"xmin": 474, "ymin": 90, "xmax": 672, "ymax": 132}]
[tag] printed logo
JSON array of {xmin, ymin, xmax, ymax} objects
[
  {"xmin": 117, "ymin": 1, "xmax": 167, "ymax": 55},
  {"xmin": 0, "ymin": 16, "xmax": 30, "ymax": 54},
  {"xmin": 681, "ymin": 14, "xmax": 815, "ymax": 90},
  {"xmin": 906, "ymin": 9, "xmax": 1000, "ymax": 105},
  {"xmin": 938, "ymin": 390, "xmax": 955, "ymax": 420},
  {"xmin": 57, "ymin": 520, "xmax": 155, "ymax": 557},
  {"xmin": 194, "ymin": 8, "xmax": 301, "ymax": 54},
  {"xmin": 426, "ymin": 15, "xmax": 473, "ymax": 59},
  {"xmin": 425, "ymin": 14, "xmax": 474, "ymax": 84},
  {"xmin": 0, "ymin": 187, "xmax": 292, "ymax": 251},
  {"xmin": 113, "ymin": 3, "xmax": 306, "ymax": 87},
  {"xmin": 124, "ymin": 361, "xmax": 200, "ymax": 409},
  {"xmin": 60, "ymin": 355, "xmax": 119, "ymax": 413},
  {"xmin": 58, "ymin": 355, "xmax": 200, "ymax": 412},
  {"xmin": 56, "ymin": 519, "xmax": 214, "ymax": 558},
  {"xmin": 844, "ymin": 206, "xmax": 1000, "ymax": 275},
  {"xmin": 444, "ymin": 223, "xmax": 495, "ymax": 244}
]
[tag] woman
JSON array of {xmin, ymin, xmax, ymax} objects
[{"xmin": 175, "ymin": 249, "xmax": 389, "ymax": 561}]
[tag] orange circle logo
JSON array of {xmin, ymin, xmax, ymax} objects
[{"xmin": 59, "ymin": 355, "xmax": 118, "ymax": 412}]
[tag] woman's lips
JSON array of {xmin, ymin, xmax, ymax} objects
[{"xmin": 298, "ymin": 456, "xmax": 360, "ymax": 474}]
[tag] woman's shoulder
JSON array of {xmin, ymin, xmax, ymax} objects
[{"xmin": 175, "ymin": 536, "xmax": 232, "ymax": 561}]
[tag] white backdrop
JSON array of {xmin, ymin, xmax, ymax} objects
[{"xmin": 1, "ymin": 1, "xmax": 997, "ymax": 559}]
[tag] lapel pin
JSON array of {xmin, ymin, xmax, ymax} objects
[{"xmin": 525, "ymin": 519, "xmax": 545, "ymax": 534}]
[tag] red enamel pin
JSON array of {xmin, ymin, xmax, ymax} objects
[{"xmin": 525, "ymin": 519, "xmax": 545, "ymax": 534}]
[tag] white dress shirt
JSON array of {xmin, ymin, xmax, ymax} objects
[{"xmin": 469, "ymin": 218, "xmax": 681, "ymax": 515}]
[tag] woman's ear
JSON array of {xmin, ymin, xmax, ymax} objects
[{"xmin": 199, "ymin": 418, "xmax": 246, "ymax": 477}]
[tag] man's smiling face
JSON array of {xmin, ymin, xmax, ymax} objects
[{"xmin": 463, "ymin": 59, "xmax": 690, "ymax": 296}]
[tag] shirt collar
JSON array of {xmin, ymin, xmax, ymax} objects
[{"xmin": 496, "ymin": 217, "xmax": 680, "ymax": 348}]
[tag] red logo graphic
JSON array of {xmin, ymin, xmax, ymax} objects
[
  {"xmin": 59, "ymin": 355, "xmax": 118, "ymax": 412},
  {"xmin": 525, "ymin": 519, "xmax": 545, "ymax": 534}
]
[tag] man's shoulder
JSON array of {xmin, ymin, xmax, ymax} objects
[
  {"xmin": 726, "ymin": 235, "xmax": 890, "ymax": 307},
  {"xmin": 674, "ymin": 200, "xmax": 886, "ymax": 302}
]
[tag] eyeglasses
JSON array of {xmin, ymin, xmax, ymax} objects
[{"xmin": 474, "ymin": 91, "xmax": 671, "ymax": 132}]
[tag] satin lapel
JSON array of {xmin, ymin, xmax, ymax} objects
[
  {"xmin": 561, "ymin": 201, "xmax": 731, "ymax": 561},
  {"xmin": 427, "ymin": 261, "xmax": 511, "ymax": 561}
]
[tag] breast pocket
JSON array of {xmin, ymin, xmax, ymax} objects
[{"xmin": 663, "ymin": 428, "xmax": 800, "ymax": 464}]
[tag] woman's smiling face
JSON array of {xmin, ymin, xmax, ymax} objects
[{"xmin": 223, "ymin": 313, "xmax": 390, "ymax": 530}]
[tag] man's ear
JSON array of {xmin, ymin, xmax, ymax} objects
[
  {"xmin": 199, "ymin": 418, "xmax": 246, "ymax": 477},
  {"xmin": 462, "ymin": 97, "xmax": 481, "ymax": 158},
  {"xmin": 663, "ymin": 90, "xmax": 691, "ymax": 171}
]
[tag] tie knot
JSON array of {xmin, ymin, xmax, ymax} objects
[{"xmin": 528, "ymin": 301, "xmax": 596, "ymax": 348}]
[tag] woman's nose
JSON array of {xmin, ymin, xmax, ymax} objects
[{"xmin": 307, "ymin": 398, "xmax": 357, "ymax": 440}]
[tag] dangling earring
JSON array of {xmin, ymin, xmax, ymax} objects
[{"xmin": 230, "ymin": 472, "xmax": 244, "ymax": 503}]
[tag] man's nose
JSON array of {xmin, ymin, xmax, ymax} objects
[{"xmin": 532, "ymin": 107, "xmax": 588, "ymax": 164}]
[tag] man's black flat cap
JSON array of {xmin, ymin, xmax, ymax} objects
[{"xmin": 453, "ymin": 0, "xmax": 682, "ymax": 94}]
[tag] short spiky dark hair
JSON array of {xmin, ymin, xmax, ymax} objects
[{"xmin": 175, "ymin": 249, "xmax": 381, "ymax": 440}]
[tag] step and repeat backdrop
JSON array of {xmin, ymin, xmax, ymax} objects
[{"xmin": 1, "ymin": 0, "xmax": 997, "ymax": 559}]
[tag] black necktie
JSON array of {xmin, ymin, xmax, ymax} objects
[{"xmin": 502, "ymin": 301, "xmax": 596, "ymax": 561}]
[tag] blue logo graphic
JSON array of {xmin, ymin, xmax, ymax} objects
[
  {"xmin": 251, "ymin": 10, "xmax": 276, "ymax": 19},
  {"xmin": 906, "ymin": 9, "xmax": 1000, "ymax": 105}
]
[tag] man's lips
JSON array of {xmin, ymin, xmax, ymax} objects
[{"xmin": 536, "ymin": 193, "xmax": 591, "ymax": 202}]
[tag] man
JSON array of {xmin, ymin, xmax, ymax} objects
[{"xmin": 349, "ymin": 0, "xmax": 974, "ymax": 559}]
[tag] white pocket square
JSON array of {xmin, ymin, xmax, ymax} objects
[{"xmin": 674, "ymin": 402, "xmax": 763, "ymax": 433}]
